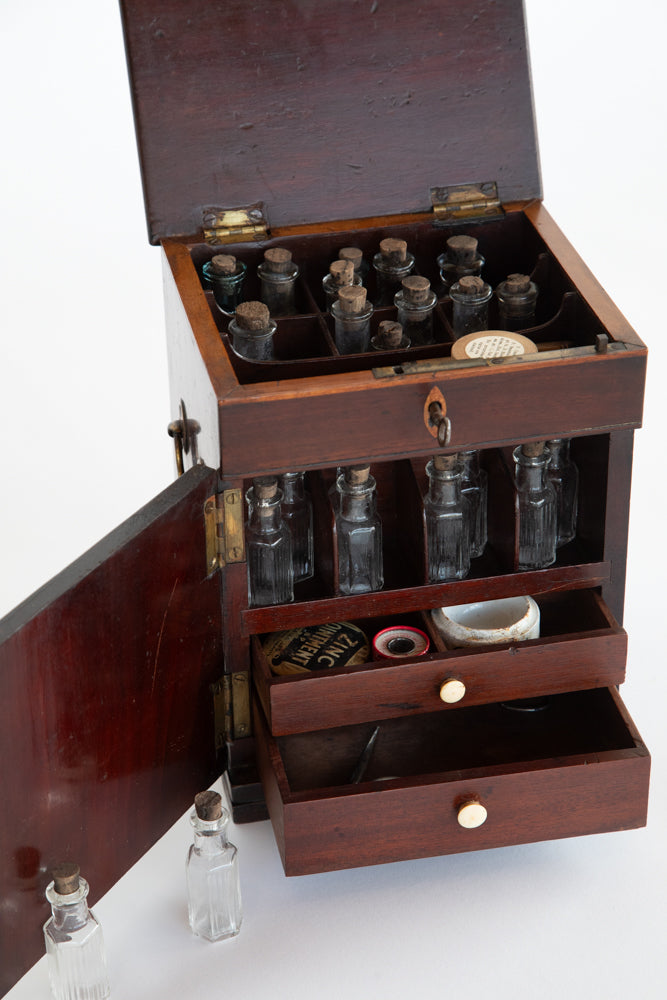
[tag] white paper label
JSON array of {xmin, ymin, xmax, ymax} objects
[{"xmin": 464, "ymin": 335, "xmax": 526, "ymax": 358}]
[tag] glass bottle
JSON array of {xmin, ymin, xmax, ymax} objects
[
  {"xmin": 459, "ymin": 450, "xmax": 488, "ymax": 558},
  {"xmin": 513, "ymin": 442, "xmax": 557, "ymax": 570},
  {"xmin": 335, "ymin": 465, "xmax": 383, "ymax": 595},
  {"xmin": 331, "ymin": 285, "xmax": 373, "ymax": 354},
  {"xmin": 547, "ymin": 438, "xmax": 579, "ymax": 547},
  {"xmin": 423, "ymin": 454, "xmax": 471, "ymax": 583},
  {"xmin": 245, "ymin": 476, "xmax": 294, "ymax": 606},
  {"xmin": 322, "ymin": 258, "xmax": 362, "ymax": 311},
  {"xmin": 450, "ymin": 275, "xmax": 493, "ymax": 338},
  {"xmin": 371, "ymin": 319, "xmax": 409, "ymax": 351},
  {"xmin": 202, "ymin": 254, "xmax": 247, "ymax": 315},
  {"xmin": 496, "ymin": 273, "xmax": 538, "ymax": 331},
  {"xmin": 394, "ymin": 275, "xmax": 438, "ymax": 346},
  {"xmin": 338, "ymin": 245, "xmax": 369, "ymax": 281},
  {"xmin": 280, "ymin": 471, "xmax": 314, "ymax": 582},
  {"xmin": 257, "ymin": 247, "xmax": 299, "ymax": 315},
  {"xmin": 437, "ymin": 234, "xmax": 485, "ymax": 294},
  {"xmin": 372, "ymin": 237, "xmax": 415, "ymax": 305},
  {"xmin": 186, "ymin": 790, "xmax": 242, "ymax": 942},
  {"xmin": 43, "ymin": 863, "xmax": 110, "ymax": 1000},
  {"xmin": 228, "ymin": 300, "xmax": 277, "ymax": 361}
]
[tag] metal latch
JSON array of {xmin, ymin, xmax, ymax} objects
[
  {"xmin": 212, "ymin": 671, "xmax": 251, "ymax": 748},
  {"xmin": 430, "ymin": 182, "xmax": 502, "ymax": 223},
  {"xmin": 202, "ymin": 203, "xmax": 269, "ymax": 245},
  {"xmin": 204, "ymin": 490, "xmax": 245, "ymax": 575}
]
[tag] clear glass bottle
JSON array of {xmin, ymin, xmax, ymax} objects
[
  {"xmin": 372, "ymin": 237, "xmax": 415, "ymax": 305},
  {"xmin": 513, "ymin": 442, "xmax": 557, "ymax": 570},
  {"xmin": 459, "ymin": 450, "xmax": 488, "ymax": 558},
  {"xmin": 338, "ymin": 245, "xmax": 369, "ymax": 281},
  {"xmin": 202, "ymin": 254, "xmax": 247, "ymax": 315},
  {"xmin": 280, "ymin": 471, "xmax": 314, "ymax": 582},
  {"xmin": 331, "ymin": 285, "xmax": 373, "ymax": 354},
  {"xmin": 496, "ymin": 273, "xmax": 538, "ymax": 331},
  {"xmin": 394, "ymin": 275, "xmax": 437, "ymax": 346},
  {"xmin": 257, "ymin": 247, "xmax": 299, "ymax": 315},
  {"xmin": 43, "ymin": 863, "xmax": 110, "ymax": 1000},
  {"xmin": 186, "ymin": 790, "xmax": 242, "ymax": 942},
  {"xmin": 423, "ymin": 454, "xmax": 471, "ymax": 582},
  {"xmin": 437, "ymin": 234, "xmax": 485, "ymax": 294},
  {"xmin": 450, "ymin": 275, "xmax": 493, "ymax": 338},
  {"xmin": 228, "ymin": 300, "xmax": 277, "ymax": 361},
  {"xmin": 547, "ymin": 438, "xmax": 579, "ymax": 547},
  {"xmin": 335, "ymin": 465, "xmax": 383, "ymax": 595},
  {"xmin": 371, "ymin": 319, "xmax": 409, "ymax": 351},
  {"xmin": 245, "ymin": 476, "xmax": 294, "ymax": 606},
  {"xmin": 322, "ymin": 259, "xmax": 362, "ymax": 311}
]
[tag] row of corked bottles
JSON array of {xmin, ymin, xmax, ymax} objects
[{"xmin": 247, "ymin": 440, "xmax": 578, "ymax": 607}]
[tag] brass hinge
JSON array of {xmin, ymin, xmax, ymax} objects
[
  {"xmin": 430, "ymin": 182, "xmax": 502, "ymax": 223},
  {"xmin": 204, "ymin": 489, "xmax": 245, "ymax": 576},
  {"xmin": 212, "ymin": 671, "xmax": 251, "ymax": 748},
  {"xmin": 202, "ymin": 203, "xmax": 269, "ymax": 245}
]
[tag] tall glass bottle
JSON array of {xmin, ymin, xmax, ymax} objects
[
  {"xmin": 547, "ymin": 438, "xmax": 579, "ymax": 547},
  {"xmin": 280, "ymin": 471, "xmax": 314, "ymax": 582},
  {"xmin": 335, "ymin": 465, "xmax": 383, "ymax": 595},
  {"xmin": 513, "ymin": 442, "xmax": 557, "ymax": 570},
  {"xmin": 423, "ymin": 454, "xmax": 471, "ymax": 582},
  {"xmin": 459, "ymin": 450, "xmax": 488, "ymax": 558},
  {"xmin": 450, "ymin": 275, "xmax": 493, "ymax": 338},
  {"xmin": 245, "ymin": 476, "xmax": 294, "ymax": 606},
  {"xmin": 43, "ymin": 863, "xmax": 110, "ymax": 1000},
  {"xmin": 186, "ymin": 790, "xmax": 242, "ymax": 942}
]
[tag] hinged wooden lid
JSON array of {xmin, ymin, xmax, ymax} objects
[{"xmin": 120, "ymin": 0, "xmax": 541, "ymax": 244}]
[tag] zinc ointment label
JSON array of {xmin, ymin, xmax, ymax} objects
[{"xmin": 263, "ymin": 621, "xmax": 370, "ymax": 675}]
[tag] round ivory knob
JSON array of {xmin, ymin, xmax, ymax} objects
[
  {"xmin": 457, "ymin": 800, "xmax": 488, "ymax": 829},
  {"xmin": 439, "ymin": 678, "xmax": 466, "ymax": 704}
]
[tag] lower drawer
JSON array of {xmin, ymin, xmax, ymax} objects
[{"xmin": 254, "ymin": 687, "xmax": 649, "ymax": 876}]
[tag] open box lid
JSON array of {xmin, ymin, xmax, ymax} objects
[{"xmin": 120, "ymin": 0, "xmax": 541, "ymax": 244}]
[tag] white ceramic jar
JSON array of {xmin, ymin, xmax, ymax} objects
[{"xmin": 431, "ymin": 595, "xmax": 540, "ymax": 649}]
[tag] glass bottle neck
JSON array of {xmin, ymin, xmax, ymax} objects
[
  {"xmin": 514, "ymin": 450, "xmax": 549, "ymax": 492},
  {"xmin": 547, "ymin": 439, "xmax": 570, "ymax": 469},
  {"xmin": 191, "ymin": 813, "xmax": 230, "ymax": 854},
  {"xmin": 426, "ymin": 461, "xmax": 462, "ymax": 504},
  {"xmin": 247, "ymin": 490, "xmax": 284, "ymax": 532},
  {"xmin": 280, "ymin": 473, "xmax": 305, "ymax": 503},
  {"xmin": 47, "ymin": 880, "xmax": 91, "ymax": 931},
  {"xmin": 337, "ymin": 476, "xmax": 376, "ymax": 521}
]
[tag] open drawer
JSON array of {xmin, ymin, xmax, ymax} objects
[
  {"xmin": 254, "ymin": 686, "xmax": 650, "ymax": 876},
  {"xmin": 252, "ymin": 589, "xmax": 627, "ymax": 735}
]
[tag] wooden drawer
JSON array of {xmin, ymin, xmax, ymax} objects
[{"xmin": 254, "ymin": 686, "xmax": 650, "ymax": 876}]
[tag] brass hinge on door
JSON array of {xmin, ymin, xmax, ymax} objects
[
  {"xmin": 204, "ymin": 489, "xmax": 245, "ymax": 576},
  {"xmin": 202, "ymin": 203, "xmax": 269, "ymax": 245},
  {"xmin": 430, "ymin": 182, "xmax": 502, "ymax": 223},
  {"xmin": 212, "ymin": 671, "xmax": 251, "ymax": 748}
]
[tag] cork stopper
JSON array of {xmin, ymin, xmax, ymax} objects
[
  {"xmin": 235, "ymin": 300, "xmax": 271, "ymax": 331},
  {"xmin": 446, "ymin": 235, "xmax": 478, "ymax": 264},
  {"xmin": 457, "ymin": 275, "xmax": 486, "ymax": 295},
  {"xmin": 377, "ymin": 320, "xmax": 404, "ymax": 349},
  {"xmin": 194, "ymin": 790, "xmax": 223, "ymax": 821},
  {"xmin": 52, "ymin": 862, "xmax": 80, "ymax": 895},
  {"xmin": 338, "ymin": 246, "xmax": 363, "ymax": 269},
  {"xmin": 401, "ymin": 275, "xmax": 431, "ymax": 305},
  {"xmin": 433, "ymin": 454, "xmax": 458, "ymax": 472},
  {"xmin": 329, "ymin": 259, "xmax": 354, "ymax": 287},
  {"xmin": 521, "ymin": 441, "xmax": 545, "ymax": 458},
  {"xmin": 253, "ymin": 476, "xmax": 279, "ymax": 500},
  {"xmin": 210, "ymin": 254, "xmax": 237, "ymax": 276},
  {"xmin": 337, "ymin": 285, "xmax": 368, "ymax": 316},
  {"xmin": 263, "ymin": 247, "xmax": 294, "ymax": 273},
  {"xmin": 345, "ymin": 464, "xmax": 370, "ymax": 485},
  {"xmin": 504, "ymin": 273, "xmax": 532, "ymax": 294},
  {"xmin": 379, "ymin": 238, "xmax": 408, "ymax": 265}
]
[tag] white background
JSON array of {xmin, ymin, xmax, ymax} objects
[{"xmin": 2, "ymin": 1, "xmax": 666, "ymax": 997}]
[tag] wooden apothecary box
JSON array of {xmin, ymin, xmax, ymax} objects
[{"xmin": 0, "ymin": 0, "xmax": 649, "ymax": 988}]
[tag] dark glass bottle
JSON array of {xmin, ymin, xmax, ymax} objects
[
  {"xmin": 371, "ymin": 319, "xmax": 409, "ymax": 351},
  {"xmin": 547, "ymin": 438, "xmax": 578, "ymax": 547},
  {"xmin": 202, "ymin": 254, "xmax": 247, "ymax": 315},
  {"xmin": 245, "ymin": 477, "xmax": 294, "ymax": 606},
  {"xmin": 423, "ymin": 454, "xmax": 471, "ymax": 582},
  {"xmin": 513, "ymin": 442, "xmax": 557, "ymax": 570},
  {"xmin": 437, "ymin": 234, "xmax": 485, "ymax": 293},
  {"xmin": 280, "ymin": 471, "xmax": 314, "ymax": 582},
  {"xmin": 496, "ymin": 273, "xmax": 538, "ymax": 330}
]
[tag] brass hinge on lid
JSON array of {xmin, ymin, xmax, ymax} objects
[
  {"xmin": 204, "ymin": 489, "xmax": 245, "ymax": 576},
  {"xmin": 202, "ymin": 203, "xmax": 269, "ymax": 245},
  {"xmin": 431, "ymin": 182, "xmax": 502, "ymax": 223},
  {"xmin": 212, "ymin": 671, "xmax": 251, "ymax": 748}
]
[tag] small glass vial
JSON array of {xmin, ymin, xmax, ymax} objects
[
  {"xmin": 228, "ymin": 301, "xmax": 277, "ymax": 361},
  {"xmin": 186, "ymin": 790, "xmax": 242, "ymax": 942},
  {"xmin": 322, "ymin": 259, "xmax": 362, "ymax": 311},
  {"xmin": 450, "ymin": 275, "xmax": 493, "ymax": 338},
  {"xmin": 202, "ymin": 254, "xmax": 247, "ymax": 315},
  {"xmin": 496, "ymin": 273, "xmax": 538, "ymax": 331},
  {"xmin": 258, "ymin": 247, "xmax": 299, "ymax": 315},
  {"xmin": 372, "ymin": 237, "xmax": 415, "ymax": 305},
  {"xmin": 394, "ymin": 275, "xmax": 437, "ymax": 346},
  {"xmin": 245, "ymin": 476, "xmax": 294, "ymax": 606},
  {"xmin": 371, "ymin": 319, "xmax": 410, "ymax": 351},
  {"xmin": 331, "ymin": 285, "xmax": 373, "ymax": 354},
  {"xmin": 279, "ymin": 470, "xmax": 314, "ymax": 582},
  {"xmin": 44, "ymin": 863, "xmax": 110, "ymax": 1000},
  {"xmin": 437, "ymin": 234, "xmax": 485, "ymax": 294},
  {"xmin": 513, "ymin": 442, "xmax": 557, "ymax": 570},
  {"xmin": 460, "ymin": 450, "xmax": 488, "ymax": 558},
  {"xmin": 338, "ymin": 245, "xmax": 369, "ymax": 281},
  {"xmin": 423, "ymin": 454, "xmax": 471, "ymax": 583},
  {"xmin": 547, "ymin": 438, "xmax": 579, "ymax": 547},
  {"xmin": 335, "ymin": 465, "xmax": 383, "ymax": 595}
]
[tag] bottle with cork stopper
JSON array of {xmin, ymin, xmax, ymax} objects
[
  {"xmin": 335, "ymin": 465, "xmax": 383, "ymax": 595},
  {"xmin": 371, "ymin": 319, "xmax": 410, "ymax": 351},
  {"xmin": 449, "ymin": 275, "xmax": 493, "ymax": 338},
  {"xmin": 372, "ymin": 237, "xmax": 415, "ymax": 305},
  {"xmin": 322, "ymin": 258, "xmax": 362, "ymax": 311},
  {"xmin": 186, "ymin": 790, "xmax": 242, "ymax": 942},
  {"xmin": 331, "ymin": 285, "xmax": 374, "ymax": 354},
  {"xmin": 437, "ymin": 234, "xmax": 485, "ymax": 293},
  {"xmin": 338, "ymin": 245, "xmax": 369, "ymax": 280},
  {"xmin": 228, "ymin": 301, "xmax": 277, "ymax": 361},
  {"xmin": 394, "ymin": 275, "xmax": 438, "ymax": 346},
  {"xmin": 245, "ymin": 476, "xmax": 294, "ymax": 607},
  {"xmin": 513, "ymin": 441, "xmax": 557, "ymax": 570},
  {"xmin": 257, "ymin": 247, "xmax": 299, "ymax": 315},
  {"xmin": 423, "ymin": 454, "xmax": 471, "ymax": 583},
  {"xmin": 202, "ymin": 253, "xmax": 247, "ymax": 315},
  {"xmin": 43, "ymin": 862, "xmax": 110, "ymax": 1000},
  {"xmin": 496, "ymin": 273, "xmax": 539, "ymax": 331}
]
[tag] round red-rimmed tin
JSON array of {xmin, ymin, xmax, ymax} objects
[{"xmin": 372, "ymin": 626, "xmax": 430, "ymax": 660}]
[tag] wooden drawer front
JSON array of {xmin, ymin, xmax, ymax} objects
[
  {"xmin": 255, "ymin": 688, "xmax": 649, "ymax": 876},
  {"xmin": 253, "ymin": 591, "xmax": 626, "ymax": 735}
]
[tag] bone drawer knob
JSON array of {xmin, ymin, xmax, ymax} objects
[
  {"xmin": 439, "ymin": 678, "xmax": 466, "ymax": 704},
  {"xmin": 457, "ymin": 800, "xmax": 488, "ymax": 829}
]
